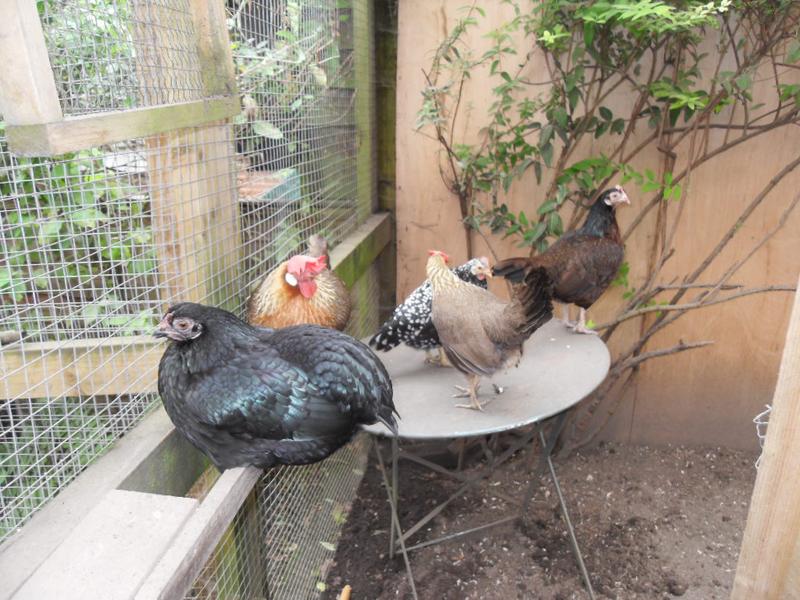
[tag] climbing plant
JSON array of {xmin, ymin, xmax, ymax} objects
[{"xmin": 416, "ymin": 0, "xmax": 800, "ymax": 449}]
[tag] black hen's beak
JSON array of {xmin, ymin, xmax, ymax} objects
[{"xmin": 153, "ymin": 312, "xmax": 173, "ymax": 339}]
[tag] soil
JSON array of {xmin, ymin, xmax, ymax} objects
[{"xmin": 323, "ymin": 439, "xmax": 756, "ymax": 600}]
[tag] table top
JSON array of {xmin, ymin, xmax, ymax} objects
[{"xmin": 362, "ymin": 319, "xmax": 610, "ymax": 440}]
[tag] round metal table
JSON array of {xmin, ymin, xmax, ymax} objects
[
  {"xmin": 363, "ymin": 319, "xmax": 610, "ymax": 600},
  {"xmin": 364, "ymin": 319, "xmax": 610, "ymax": 439}
]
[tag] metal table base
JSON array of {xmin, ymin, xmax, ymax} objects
[{"xmin": 373, "ymin": 412, "xmax": 595, "ymax": 600}]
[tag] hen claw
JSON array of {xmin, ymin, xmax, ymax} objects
[
  {"xmin": 570, "ymin": 323, "xmax": 599, "ymax": 335},
  {"xmin": 452, "ymin": 385, "xmax": 471, "ymax": 398},
  {"xmin": 455, "ymin": 397, "xmax": 495, "ymax": 411}
]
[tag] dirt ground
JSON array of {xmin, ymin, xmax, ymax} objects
[{"xmin": 323, "ymin": 438, "xmax": 756, "ymax": 600}]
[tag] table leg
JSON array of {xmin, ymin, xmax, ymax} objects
[
  {"xmin": 520, "ymin": 414, "xmax": 596, "ymax": 600},
  {"xmin": 372, "ymin": 438, "xmax": 419, "ymax": 600},
  {"xmin": 389, "ymin": 438, "xmax": 399, "ymax": 558},
  {"xmin": 520, "ymin": 412, "xmax": 568, "ymax": 514}
]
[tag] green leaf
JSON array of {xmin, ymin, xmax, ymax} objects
[
  {"xmin": 567, "ymin": 87, "xmax": 580, "ymax": 111},
  {"xmin": 547, "ymin": 212, "xmax": 563, "ymax": 236},
  {"xmin": 528, "ymin": 222, "xmax": 546, "ymax": 243},
  {"xmin": 71, "ymin": 208, "xmax": 107, "ymax": 229},
  {"xmin": 316, "ymin": 582, "xmax": 327, "ymax": 592},
  {"xmin": 537, "ymin": 199, "xmax": 557, "ymax": 215},
  {"xmin": 540, "ymin": 124, "xmax": 554, "ymax": 146},
  {"xmin": 599, "ymin": 106, "xmax": 613, "ymax": 121},
  {"xmin": 553, "ymin": 107, "xmax": 568, "ymax": 130},
  {"xmin": 788, "ymin": 41, "xmax": 800, "ymax": 65},
  {"xmin": 541, "ymin": 143, "xmax": 553, "ymax": 167},
  {"xmin": 252, "ymin": 121, "xmax": 284, "ymax": 140},
  {"xmin": 734, "ymin": 73, "xmax": 752, "ymax": 91},
  {"xmin": 38, "ymin": 219, "xmax": 63, "ymax": 244}
]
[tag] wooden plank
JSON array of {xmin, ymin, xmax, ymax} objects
[
  {"xmin": 190, "ymin": 0, "xmax": 237, "ymax": 96},
  {"xmin": 0, "ymin": 335, "xmax": 161, "ymax": 399},
  {"xmin": 331, "ymin": 212, "xmax": 392, "ymax": 288},
  {"xmin": 0, "ymin": 0, "xmax": 63, "ymax": 125},
  {"xmin": 732, "ymin": 279, "xmax": 800, "ymax": 599},
  {"xmin": 0, "ymin": 409, "xmax": 176, "ymax": 600},
  {"xmin": 13, "ymin": 490, "xmax": 197, "ymax": 600},
  {"xmin": 5, "ymin": 96, "xmax": 240, "ymax": 156},
  {"xmin": 134, "ymin": 466, "xmax": 263, "ymax": 600},
  {"xmin": 147, "ymin": 119, "xmax": 242, "ymax": 310},
  {"xmin": 353, "ymin": 0, "xmax": 376, "ymax": 222}
]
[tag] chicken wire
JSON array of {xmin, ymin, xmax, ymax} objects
[
  {"xmin": 1, "ymin": 0, "xmax": 371, "ymax": 548},
  {"xmin": 188, "ymin": 433, "xmax": 371, "ymax": 600},
  {"xmin": 39, "ymin": 0, "xmax": 206, "ymax": 115}
]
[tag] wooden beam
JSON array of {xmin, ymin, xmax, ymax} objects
[
  {"xmin": 732, "ymin": 278, "xmax": 800, "ymax": 599},
  {"xmin": 0, "ymin": 335, "xmax": 161, "ymax": 399},
  {"xmin": 134, "ymin": 466, "xmax": 263, "ymax": 600},
  {"xmin": 146, "ymin": 119, "xmax": 242, "ymax": 311},
  {"xmin": 0, "ymin": 409, "xmax": 177, "ymax": 599},
  {"xmin": 13, "ymin": 490, "xmax": 198, "ymax": 600},
  {"xmin": 5, "ymin": 96, "xmax": 240, "ymax": 156},
  {"xmin": 0, "ymin": 0, "xmax": 63, "ymax": 125},
  {"xmin": 331, "ymin": 212, "xmax": 392, "ymax": 288},
  {"xmin": 354, "ymin": 0, "xmax": 377, "ymax": 222},
  {"xmin": 190, "ymin": 0, "xmax": 238, "ymax": 96}
]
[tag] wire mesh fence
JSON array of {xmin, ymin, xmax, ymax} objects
[
  {"xmin": 1, "ymin": 0, "xmax": 372, "ymax": 560},
  {"xmin": 187, "ymin": 433, "xmax": 372, "ymax": 600},
  {"xmin": 39, "ymin": 0, "xmax": 207, "ymax": 115}
]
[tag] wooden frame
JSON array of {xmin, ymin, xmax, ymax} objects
[{"xmin": 0, "ymin": 0, "xmax": 239, "ymax": 156}]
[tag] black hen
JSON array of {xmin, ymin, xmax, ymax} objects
[
  {"xmin": 369, "ymin": 258, "xmax": 490, "ymax": 358},
  {"xmin": 156, "ymin": 302, "xmax": 397, "ymax": 470}
]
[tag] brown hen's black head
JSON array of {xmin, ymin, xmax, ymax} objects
[{"xmin": 581, "ymin": 185, "xmax": 630, "ymax": 237}]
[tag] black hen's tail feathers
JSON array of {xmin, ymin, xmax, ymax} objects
[{"xmin": 515, "ymin": 266, "xmax": 554, "ymax": 336}]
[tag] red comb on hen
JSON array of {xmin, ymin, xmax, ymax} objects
[
  {"xmin": 286, "ymin": 254, "xmax": 327, "ymax": 276},
  {"xmin": 427, "ymin": 249, "xmax": 450, "ymax": 263}
]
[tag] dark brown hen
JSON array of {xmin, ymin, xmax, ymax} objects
[{"xmin": 493, "ymin": 186, "xmax": 629, "ymax": 334}]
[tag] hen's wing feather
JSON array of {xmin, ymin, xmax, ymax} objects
[
  {"xmin": 181, "ymin": 347, "xmax": 350, "ymax": 442},
  {"xmin": 266, "ymin": 325, "xmax": 398, "ymax": 433},
  {"xmin": 432, "ymin": 284, "xmax": 519, "ymax": 376},
  {"xmin": 547, "ymin": 236, "xmax": 623, "ymax": 307}
]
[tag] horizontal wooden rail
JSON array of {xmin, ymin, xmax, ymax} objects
[
  {"xmin": 6, "ymin": 96, "xmax": 240, "ymax": 156},
  {"xmin": 0, "ymin": 212, "xmax": 392, "ymax": 401}
]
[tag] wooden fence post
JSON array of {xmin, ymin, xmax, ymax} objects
[
  {"xmin": 136, "ymin": 0, "xmax": 242, "ymax": 310},
  {"xmin": 732, "ymin": 275, "xmax": 800, "ymax": 599}
]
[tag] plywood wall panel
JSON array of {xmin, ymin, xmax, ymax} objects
[{"xmin": 396, "ymin": 0, "xmax": 800, "ymax": 449}]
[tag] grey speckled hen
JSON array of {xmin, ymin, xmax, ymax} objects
[{"xmin": 156, "ymin": 302, "xmax": 397, "ymax": 470}]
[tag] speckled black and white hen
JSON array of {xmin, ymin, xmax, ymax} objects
[
  {"xmin": 368, "ymin": 257, "xmax": 490, "ymax": 361},
  {"xmin": 156, "ymin": 302, "xmax": 397, "ymax": 470}
]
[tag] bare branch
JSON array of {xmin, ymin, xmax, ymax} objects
[{"xmin": 596, "ymin": 285, "xmax": 796, "ymax": 330}]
